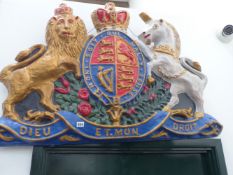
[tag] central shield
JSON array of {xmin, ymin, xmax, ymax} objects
[{"xmin": 82, "ymin": 30, "xmax": 146, "ymax": 105}]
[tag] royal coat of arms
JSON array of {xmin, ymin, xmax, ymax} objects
[{"xmin": 0, "ymin": 3, "xmax": 222, "ymax": 145}]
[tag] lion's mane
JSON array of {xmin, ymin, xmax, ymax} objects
[{"xmin": 45, "ymin": 17, "xmax": 88, "ymax": 58}]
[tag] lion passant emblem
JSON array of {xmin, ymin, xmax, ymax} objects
[{"xmin": 0, "ymin": 3, "xmax": 222, "ymax": 145}]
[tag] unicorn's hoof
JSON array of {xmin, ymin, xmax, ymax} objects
[
  {"xmin": 147, "ymin": 76, "xmax": 155, "ymax": 85},
  {"xmin": 195, "ymin": 112, "xmax": 204, "ymax": 119}
]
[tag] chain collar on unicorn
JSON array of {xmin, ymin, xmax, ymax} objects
[{"xmin": 153, "ymin": 45, "xmax": 178, "ymax": 58}]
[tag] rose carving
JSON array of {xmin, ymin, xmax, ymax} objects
[
  {"xmin": 78, "ymin": 102, "xmax": 92, "ymax": 117},
  {"xmin": 78, "ymin": 88, "xmax": 89, "ymax": 100}
]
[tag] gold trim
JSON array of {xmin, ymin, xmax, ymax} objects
[
  {"xmin": 59, "ymin": 135, "xmax": 80, "ymax": 142},
  {"xmin": 170, "ymin": 116, "xmax": 199, "ymax": 123},
  {"xmin": 195, "ymin": 112, "xmax": 204, "ymax": 119},
  {"xmin": 165, "ymin": 108, "xmax": 204, "ymax": 122},
  {"xmin": 170, "ymin": 108, "xmax": 193, "ymax": 119},
  {"xmin": 0, "ymin": 129, "xmax": 14, "ymax": 141},
  {"xmin": 151, "ymin": 130, "xmax": 168, "ymax": 139},
  {"xmin": 0, "ymin": 133, "xmax": 14, "ymax": 142},
  {"xmin": 15, "ymin": 118, "xmax": 60, "ymax": 127},
  {"xmin": 153, "ymin": 45, "xmax": 177, "ymax": 58},
  {"xmin": 24, "ymin": 110, "xmax": 55, "ymax": 122},
  {"xmin": 201, "ymin": 123, "xmax": 222, "ymax": 136}
]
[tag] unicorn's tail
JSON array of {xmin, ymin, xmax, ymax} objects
[{"xmin": 180, "ymin": 57, "xmax": 208, "ymax": 87}]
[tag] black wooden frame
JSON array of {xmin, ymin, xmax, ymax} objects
[{"xmin": 30, "ymin": 139, "xmax": 228, "ymax": 175}]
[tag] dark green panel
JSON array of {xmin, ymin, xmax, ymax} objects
[
  {"xmin": 31, "ymin": 139, "xmax": 228, "ymax": 175},
  {"xmin": 46, "ymin": 153, "xmax": 206, "ymax": 175}
]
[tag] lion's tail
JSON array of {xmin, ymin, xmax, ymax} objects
[
  {"xmin": 0, "ymin": 44, "xmax": 46, "ymax": 82},
  {"xmin": 180, "ymin": 57, "xmax": 208, "ymax": 87}
]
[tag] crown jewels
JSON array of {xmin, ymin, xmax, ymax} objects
[{"xmin": 91, "ymin": 2, "xmax": 130, "ymax": 31}]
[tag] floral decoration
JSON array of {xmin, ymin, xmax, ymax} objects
[
  {"xmin": 78, "ymin": 102, "xmax": 92, "ymax": 117},
  {"xmin": 54, "ymin": 72, "xmax": 171, "ymax": 125},
  {"xmin": 77, "ymin": 88, "xmax": 89, "ymax": 101}
]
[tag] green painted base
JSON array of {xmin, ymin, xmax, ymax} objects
[{"xmin": 30, "ymin": 139, "xmax": 227, "ymax": 175}]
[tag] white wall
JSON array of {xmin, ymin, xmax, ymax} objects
[{"xmin": 0, "ymin": 0, "xmax": 232, "ymax": 174}]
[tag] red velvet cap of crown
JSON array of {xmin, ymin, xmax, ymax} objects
[
  {"xmin": 96, "ymin": 8, "xmax": 128, "ymax": 24},
  {"xmin": 91, "ymin": 4, "xmax": 129, "ymax": 32}
]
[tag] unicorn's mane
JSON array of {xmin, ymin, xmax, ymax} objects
[{"xmin": 164, "ymin": 21, "xmax": 181, "ymax": 58}]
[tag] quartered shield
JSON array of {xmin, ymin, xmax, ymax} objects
[{"xmin": 82, "ymin": 30, "xmax": 146, "ymax": 105}]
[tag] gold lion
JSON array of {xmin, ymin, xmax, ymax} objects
[{"xmin": 0, "ymin": 4, "xmax": 88, "ymax": 121}]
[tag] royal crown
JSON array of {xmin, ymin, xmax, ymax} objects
[
  {"xmin": 91, "ymin": 2, "xmax": 130, "ymax": 31},
  {"xmin": 54, "ymin": 3, "xmax": 73, "ymax": 16}
]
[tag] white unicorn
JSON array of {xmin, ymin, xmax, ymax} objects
[{"xmin": 137, "ymin": 12, "xmax": 207, "ymax": 118}]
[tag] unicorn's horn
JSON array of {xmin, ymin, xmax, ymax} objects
[{"xmin": 139, "ymin": 12, "xmax": 152, "ymax": 24}]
